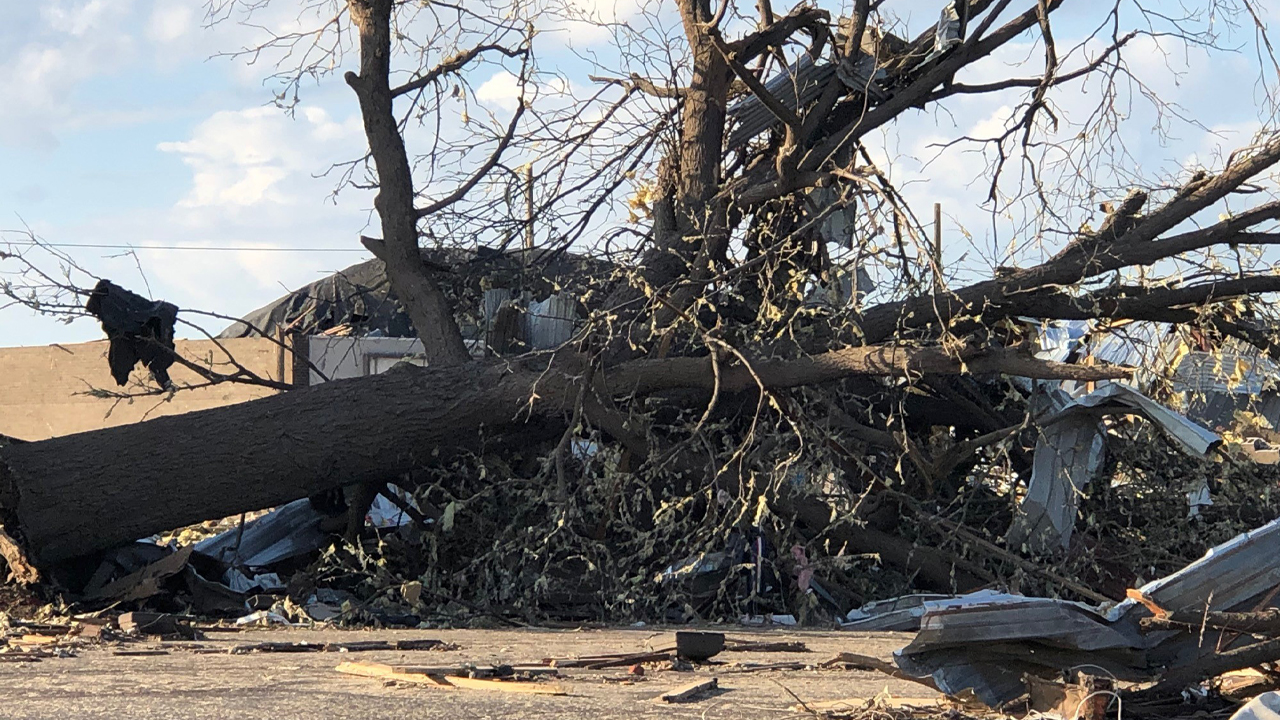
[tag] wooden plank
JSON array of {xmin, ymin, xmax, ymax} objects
[
  {"xmin": 583, "ymin": 652, "xmax": 671, "ymax": 669},
  {"xmin": 336, "ymin": 661, "xmax": 451, "ymax": 687},
  {"xmin": 658, "ymin": 677, "xmax": 718, "ymax": 703},
  {"xmin": 724, "ymin": 640, "xmax": 807, "ymax": 653},
  {"xmin": 725, "ymin": 662, "xmax": 805, "ymax": 673},
  {"xmin": 820, "ymin": 651, "xmax": 940, "ymax": 692},
  {"xmin": 542, "ymin": 646, "xmax": 677, "ymax": 668},
  {"xmin": 336, "ymin": 661, "xmax": 567, "ymax": 695},
  {"xmin": 394, "ymin": 665, "xmax": 559, "ymax": 677},
  {"xmin": 438, "ymin": 676, "xmax": 568, "ymax": 695},
  {"xmin": 12, "ymin": 634, "xmax": 59, "ymax": 646}
]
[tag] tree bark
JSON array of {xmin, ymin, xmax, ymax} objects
[
  {"xmin": 0, "ymin": 346, "xmax": 1124, "ymax": 564},
  {"xmin": 346, "ymin": 0, "xmax": 471, "ymax": 366}
]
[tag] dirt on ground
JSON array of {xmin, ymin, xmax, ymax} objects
[{"xmin": 0, "ymin": 625, "xmax": 935, "ymax": 719}]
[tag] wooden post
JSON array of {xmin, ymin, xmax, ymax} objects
[
  {"xmin": 525, "ymin": 164, "xmax": 535, "ymax": 252},
  {"xmin": 932, "ymin": 202, "xmax": 943, "ymax": 293}
]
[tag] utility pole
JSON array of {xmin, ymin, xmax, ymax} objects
[
  {"xmin": 932, "ymin": 202, "xmax": 943, "ymax": 294},
  {"xmin": 525, "ymin": 164, "xmax": 535, "ymax": 252}
]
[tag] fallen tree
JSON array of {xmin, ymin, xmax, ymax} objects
[{"xmin": 0, "ymin": 344, "xmax": 1123, "ymax": 564}]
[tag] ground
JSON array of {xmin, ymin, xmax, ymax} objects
[{"xmin": 0, "ymin": 626, "xmax": 937, "ymax": 719}]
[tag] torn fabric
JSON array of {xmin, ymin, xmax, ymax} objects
[{"xmin": 84, "ymin": 279, "xmax": 178, "ymax": 387}]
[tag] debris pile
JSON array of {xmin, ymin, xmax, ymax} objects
[{"xmin": 8, "ymin": 262, "xmax": 1280, "ymax": 720}]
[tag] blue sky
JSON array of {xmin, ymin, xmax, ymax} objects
[{"xmin": 2, "ymin": 0, "xmax": 1275, "ymax": 347}]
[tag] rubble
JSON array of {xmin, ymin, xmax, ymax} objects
[{"xmin": 876, "ymin": 514, "xmax": 1280, "ymax": 710}]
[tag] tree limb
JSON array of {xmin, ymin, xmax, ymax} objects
[{"xmin": 390, "ymin": 43, "xmax": 526, "ymax": 98}]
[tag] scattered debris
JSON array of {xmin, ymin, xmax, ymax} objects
[
  {"xmin": 234, "ymin": 610, "xmax": 292, "ymax": 627},
  {"xmin": 1025, "ymin": 674, "xmax": 1115, "ymax": 720},
  {"xmin": 336, "ymin": 661, "xmax": 567, "ymax": 695},
  {"xmin": 228, "ymin": 639, "xmax": 452, "ymax": 654},
  {"xmin": 656, "ymin": 677, "xmax": 719, "ymax": 703},
  {"xmin": 542, "ymin": 650, "xmax": 674, "ymax": 669},
  {"xmin": 885, "ymin": 515, "xmax": 1280, "ymax": 709},
  {"xmin": 723, "ymin": 638, "xmax": 807, "ymax": 653},
  {"xmin": 117, "ymin": 611, "xmax": 198, "ymax": 639},
  {"xmin": 789, "ymin": 696, "xmax": 948, "ymax": 715},
  {"xmin": 675, "ymin": 631, "xmax": 724, "ymax": 661},
  {"xmin": 88, "ymin": 547, "xmax": 194, "ymax": 604}
]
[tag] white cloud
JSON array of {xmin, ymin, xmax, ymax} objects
[
  {"xmin": 0, "ymin": 1, "xmax": 136, "ymax": 150},
  {"xmin": 535, "ymin": 0, "xmax": 649, "ymax": 48},
  {"xmin": 41, "ymin": 0, "xmax": 123, "ymax": 38},
  {"xmin": 475, "ymin": 71, "xmax": 524, "ymax": 112},
  {"xmin": 147, "ymin": 3, "xmax": 195, "ymax": 43},
  {"xmin": 158, "ymin": 106, "xmax": 363, "ymax": 208}
]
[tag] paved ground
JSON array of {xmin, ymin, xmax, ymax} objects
[{"xmin": 0, "ymin": 625, "xmax": 937, "ymax": 719}]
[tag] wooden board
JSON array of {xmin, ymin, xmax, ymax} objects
[
  {"xmin": 657, "ymin": 677, "xmax": 718, "ymax": 703},
  {"xmin": 336, "ymin": 661, "xmax": 568, "ymax": 695}
]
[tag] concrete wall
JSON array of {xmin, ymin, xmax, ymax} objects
[{"xmin": 0, "ymin": 338, "xmax": 285, "ymax": 441}]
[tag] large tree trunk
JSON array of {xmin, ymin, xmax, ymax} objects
[
  {"xmin": 0, "ymin": 346, "xmax": 1122, "ymax": 565},
  {"xmin": 1, "ymin": 362, "xmax": 552, "ymax": 563},
  {"xmin": 345, "ymin": 0, "xmax": 471, "ymax": 366}
]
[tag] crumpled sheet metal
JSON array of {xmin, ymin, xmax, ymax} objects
[
  {"xmin": 895, "ymin": 515, "xmax": 1280, "ymax": 707},
  {"xmin": 1009, "ymin": 383, "xmax": 1221, "ymax": 552},
  {"xmin": 1007, "ymin": 410, "xmax": 1106, "ymax": 553},
  {"xmin": 1232, "ymin": 691, "xmax": 1280, "ymax": 720},
  {"xmin": 842, "ymin": 593, "xmax": 955, "ymax": 631},
  {"xmin": 1041, "ymin": 383, "xmax": 1220, "ymax": 458},
  {"xmin": 725, "ymin": 54, "xmax": 834, "ymax": 149},
  {"xmin": 193, "ymin": 498, "xmax": 331, "ymax": 570},
  {"xmin": 894, "ymin": 593, "xmax": 1146, "ymax": 707},
  {"xmin": 1108, "ymin": 514, "xmax": 1280, "ymax": 622},
  {"xmin": 725, "ymin": 52, "xmax": 886, "ymax": 150}
]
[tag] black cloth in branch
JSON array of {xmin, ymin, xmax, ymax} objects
[{"xmin": 84, "ymin": 279, "xmax": 179, "ymax": 388}]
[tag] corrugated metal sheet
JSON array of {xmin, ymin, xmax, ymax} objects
[
  {"xmin": 842, "ymin": 593, "xmax": 954, "ymax": 631},
  {"xmin": 1111, "ymin": 515, "xmax": 1280, "ymax": 621},
  {"xmin": 526, "ymin": 294, "xmax": 577, "ymax": 350},
  {"xmin": 892, "ymin": 517, "xmax": 1280, "ymax": 706},
  {"xmin": 725, "ymin": 52, "xmax": 885, "ymax": 149},
  {"xmin": 1174, "ymin": 350, "xmax": 1279, "ymax": 395},
  {"xmin": 726, "ymin": 54, "xmax": 833, "ymax": 148},
  {"xmin": 1007, "ymin": 411, "xmax": 1106, "ymax": 553},
  {"xmin": 894, "ymin": 592, "xmax": 1145, "ymax": 707},
  {"xmin": 1009, "ymin": 384, "xmax": 1220, "ymax": 553}
]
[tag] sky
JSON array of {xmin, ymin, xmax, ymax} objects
[{"xmin": 1, "ymin": 0, "xmax": 1276, "ymax": 347}]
